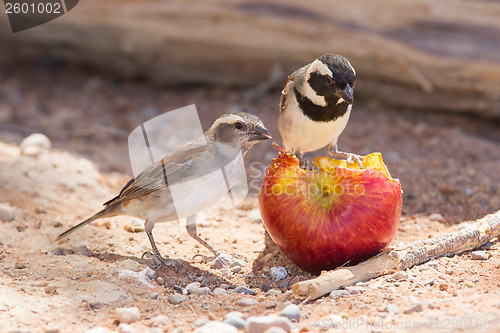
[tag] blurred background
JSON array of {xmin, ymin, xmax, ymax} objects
[{"xmin": 0, "ymin": 0, "xmax": 499, "ymax": 223}]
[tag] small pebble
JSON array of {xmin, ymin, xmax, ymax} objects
[
  {"xmin": 231, "ymin": 266, "xmax": 242, "ymax": 273},
  {"xmin": 118, "ymin": 323, "xmax": 135, "ymax": 333},
  {"xmin": 268, "ymin": 289, "xmax": 282, "ymax": 296},
  {"xmin": 230, "ymin": 259, "xmax": 246, "ymax": 268},
  {"xmin": 234, "ymin": 286, "xmax": 256, "ymax": 295},
  {"xmin": 345, "ymin": 286, "xmax": 365, "ymax": 295},
  {"xmin": 259, "ymin": 284, "xmax": 271, "ymax": 292},
  {"xmin": 470, "ymin": 251, "xmax": 490, "ymax": 260},
  {"xmin": 186, "ymin": 282, "xmax": 211, "ymax": 295},
  {"xmin": 404, "ymin": 303, "xmax": 423, "ymax": 314},
  {"xmin": 277, "ymin": 281, "xmax": 289, "ymax": 289},
  {"xmin": 220, "ymin": 284, "xmax": 230, "ymax": 289},
  {"xmin": 169, "ymin": 294, "xmax": 189, "ymax": 305},
  {"xmin": 426, "ymin": 260, "xmax": 439, "ymax": 268},
  {"xmin": 115, "ymin": 306, "xmax": 141, "ymax": 324},
  {"xmin": 213, "ymin": 287, "xmax": 228, "ymax": 296},
  {"xmin": 445, "ymin": 268, "xmax": 454, "ymax": 275},
  {"xmin": 145, "ymin": 268, "xmax": 156, "ymax": 280},
  {"xmin": 210, "ymin": 254, "xmax": 232, "ymax": 269},
  {"xmin": 73, "ymin": 246, "xmax": 94, "ymax": 257},
  {"xmin": 224, "ymin": 316, "xmax": 246, "ymax": 329},
  {"xmin": 224, "ymin": 311, "xmax": 245, "ymax": 320},
  {"xmin": 193, "ymin": 318, "xmax": 210, "ymax": 327},
  {"xmin": 465, "ymin": 281, "xmax": 475, "ymax": 288},
  {"xmin": 245, "ymin": 315, "xmax": 291, "ymax": 333},
  {"xmin": 355, "ymin": 282, "xmax": 367, "ymax": 287},
  {"xmin": 249, "ymin": 209, "xmax": 262, "ymax": 223},
  {"xmin": 280, "ymin": 304, "xmax": 301, "ymax": 322},
  {"xmin": 149, "ymin": 314, "xmax": 169, "ymax": 327},
  {"xmin": 201, "ymin": 276, "xmax": 212, "ymax": 286},
  {"xmin": 150, "ymin": 293, "xmax": 159, "ymax": 299},
  {"xmin": 439, "ymin": 283, "xmax": 448, "ymax": 291},
  {"xmin": 174, "ymin": 285, "xmax": 188, "ymax": 295},
  {"xmin": 429, "ymin": 213, "xmax": 444, "ymax": 222},
  {"xmin": 193, "ymin": 321, "xmax": 238, "ymax": 333},
  {"xmin": 236, "ymin": 298, "xmax": 258, "ymax": 307},
  {"xmin": 329, "ymin": 290, "xmax": 350, "ymax": 299},
  {"xmin": 393, "ymin": 271, "xmax": 408, "ymax": 280},
  {"xmin": 270, "ymin": 266, "xmax": 287, "ymax": 281},
  {"xmin": 15, "ymin": 261, "xmax": 27, "ymax": 269},
  {"xmin": 20, "ymin": 133, "xmax": 51, "ymax": 156},
  {"xmin": 45, "ymin": 285, "xmax": 58, "ymax": 295},
  {"xmin": 0, "ymin": 203, "xmax": 15, "ymax": 222}
]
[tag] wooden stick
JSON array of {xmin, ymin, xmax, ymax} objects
[{"xmin": 292, "ymin": 210, "xmax": 500, "ymax": 300}]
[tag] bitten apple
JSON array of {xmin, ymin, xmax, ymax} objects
[{"xmin": 259, "ymin": 144, "xmax": 402, "ymax": 274}]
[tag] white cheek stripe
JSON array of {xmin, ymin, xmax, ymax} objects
[
  {"xmin": 302, "ymin": 81, "xmax": 327, "ymax": 107},
  {"xmin": 309, "ymin": 59, "xmax": 333, "ymax": 77}
]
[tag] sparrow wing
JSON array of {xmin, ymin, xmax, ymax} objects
[{"xmin": 103, "ymin": 138, "xmax": 211, "ymax": 207}]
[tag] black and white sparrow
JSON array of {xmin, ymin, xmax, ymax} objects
[
  {"xmin": 57, "ymin": 112, "xmax": 271, "ymax": 267},
  {"xmin": 278, "ymin": 54, "xmax": 361, "ymax": 166}
]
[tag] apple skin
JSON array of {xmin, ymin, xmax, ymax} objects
[{"xmin": 259, "ymin": 146, "xmax": 402, "ymax": 274}]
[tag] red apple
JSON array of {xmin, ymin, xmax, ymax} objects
[{"xmin": 259, "ymin": 144, "xmax": 402, "ymax": 274}]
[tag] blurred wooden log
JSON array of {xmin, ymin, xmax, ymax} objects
[{"xmin": 1, "ymin": 0, "xmax": 500, "ymax": 118}]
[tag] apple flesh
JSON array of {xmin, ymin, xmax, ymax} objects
[{"xmin": 259, "ymin": 144, "xmax": 402, "ymax": 274}]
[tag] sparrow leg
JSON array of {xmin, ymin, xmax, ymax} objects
[
  {"xmin": 296, "ymin": 152, "xmax": 313, "ymax": 170},
  {"xmin": 328, "ymin": 143, "xmax": 364, "ymax": 169},
  {"xmin": 186, "ymin": 214, "xmax": 219, "ymax": 257},
  {"xmin": 143, "ymin": 218, "xmax": 178, "ymax": 270}
]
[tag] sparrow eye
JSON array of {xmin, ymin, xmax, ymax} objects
[{"xmin": 235, "ymin": 122, "xmax": 244, "ymax": 130}]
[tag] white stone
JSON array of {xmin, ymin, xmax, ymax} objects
[
  {"xmin": 20, "ymin": 133, "xmax": 51, "ymax": 156},
  {"xmin": 118, "ymin": 323, "xmax": 136, "ymax": 333},
  {"xmin": 245, "ymin": 315, "xmax": 291, "ymax": 333},
  {"xmin": 115, "ymin": 306, "xmax": 141, "ymax": 324},
  {"xmin": 236, "ymin": 298, "xmax": 258, "ymax": 306},
  {"xmin": 0, "ymin": 202, "xmax": 15, "ymax": 222},
  {"xmin": 280, "ymin": 304, "xmax": 300, "ymax": 322},
  {"xmin": 429, "ymin": 213, "xmax": 444, "ymax": 222},
  {"xmin": 149, "ymin": 314, "xmax": 169, "ymax": 327}
]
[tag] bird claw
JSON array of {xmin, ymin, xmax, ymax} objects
[
  {"xmin": 330, "ymin": 151, "xmax": 364, "ymax": 169},
  {"xmin": 346, "ymin": 153, "xmax": 364, "ymax": 169},
  {"xmin": 142, "ymin": 251, "xmax": 178, "ymax": 271},
  {"xmin": 193, "ymin": 253, "xmax": 233, "ymax": 269}
]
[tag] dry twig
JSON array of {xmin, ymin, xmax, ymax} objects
[{"xmin": 292, "ymin": 210, "xmax": 500, "ymax": 300}]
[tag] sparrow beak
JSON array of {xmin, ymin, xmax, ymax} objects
[
  {"xmin": 250, "ymin": 124, "xmax": 272, "ymax": 141},
  {"xmin": 334, "ymin": 83, "xmax": 353, "ymax": 104}
]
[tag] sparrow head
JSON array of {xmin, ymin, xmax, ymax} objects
[
  {"xmin": 207, "ymin": 112, "xmax": 271, "ymax": 154},
  {"xmin": 296, "ymin": 54, "xmax": 356, "ymax": 107}
]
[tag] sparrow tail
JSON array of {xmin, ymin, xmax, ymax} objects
[{"xmin": 56, "ymin": 206, "xmax": 118, "ymax": 241}]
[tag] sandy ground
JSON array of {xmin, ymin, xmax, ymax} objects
[{"xmin": 0, "ymin": 58, "xmax": 499, "ymax": 332}]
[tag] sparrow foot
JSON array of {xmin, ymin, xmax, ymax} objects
[
  {"xmin": 142, "ymin": 251, "xmax": 179, "ymax": 271},
  {"xmin": 193, "ymin": 253, "xmax": 233, "ymax": 269},
  {"xmin": 330, "ymin": 151, "xmax": 364, "ymax": 169}
]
